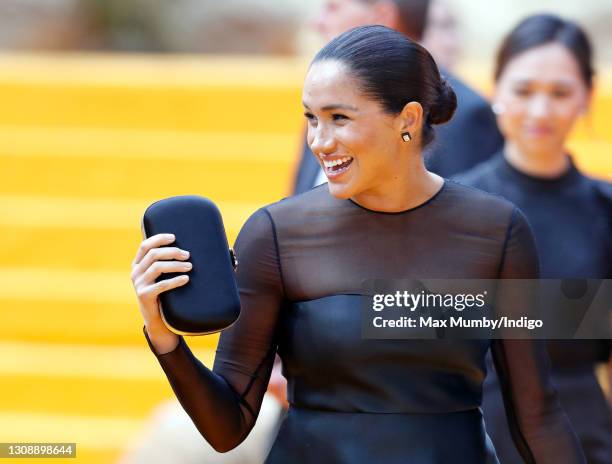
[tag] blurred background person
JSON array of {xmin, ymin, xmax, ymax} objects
[
  {"xmin": 0, "ymin": 0, "xmax": 102, "ymax": 50},
  {"xmin": 0, "ymin": 0, "xmax": 303, "ymax": 54},
  {"xmin": 455, "ymin": 14, "xmax": 612, "ymax": 464},
  {"xmin": 293, "ymin": 0, "xmax": 503, "ymax": 194},
  {"xmin": 421, "ymin": 0, "xmax": 461, "ymax": 71}
]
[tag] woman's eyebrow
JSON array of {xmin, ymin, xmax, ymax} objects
[
  {"xmin": 302, "ymin": 102, "xmax": 358, "ymax": 111},
  {"xmin": 322, "ymin": 104, "xmax": 358, "ymax": 111},
  {"xmin": 511, "ymin": 79, "xmax": 532, "ymax": 86},
  {"xmin": 511, "ymin": 78, "xmax": 575, "ymax": 88}
]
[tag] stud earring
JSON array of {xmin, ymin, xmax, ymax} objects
[{"xmin": 401, "ymin": 131, "xmax": 412, "ymax": 142}]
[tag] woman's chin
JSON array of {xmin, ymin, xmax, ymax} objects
[
  {"xmin": 519, "ymin": 135, "xmax": 564, "ymax": 153},
  {"xmin": 326, "ymin": 181, "xmax": 354, "ymax": 199}
]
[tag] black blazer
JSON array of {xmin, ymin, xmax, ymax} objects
[{"xmin": 292, "ymin": 71, "xmax": 503, "ymax": 194}]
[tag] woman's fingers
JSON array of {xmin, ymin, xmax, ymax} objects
[
  {"xmin": 137, "ymin": 274, "xmax": 190, "ymax": 302},
  {"xmin": 132, "ymin": 233, "xmax": 176, "ymax": 267},
  {"xmin": 135, "ymin": 260, "xmax": 193, "ymax": 288},
  {"xmin": 131, "ymin": 234, "xmax": 192, "ymax": 331},
  {"xmin": 131, "ymin": 246, "xmax": 190, "ymax": 281}
]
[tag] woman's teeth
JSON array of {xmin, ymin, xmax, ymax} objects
[{"xmin": 323, "ymin": 156, "xmax": 353, "ymax": 172}]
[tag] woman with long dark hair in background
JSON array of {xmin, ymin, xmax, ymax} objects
[{"xmin": 456, "ymin": 14, "xmax": 612, "ymax": 464}]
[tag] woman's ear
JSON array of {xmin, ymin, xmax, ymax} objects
[{"xmin": 398, "ymin": 101, "xmax": 423, "ymax": 136}]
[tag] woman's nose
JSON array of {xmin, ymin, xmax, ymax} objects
[
  {"xmin": 527, "ymin": 94, "xmax": 552, "ymax": 119},
  {"xmin": 309, "ymin": 127, "xmax": 336, "ymax": 155}
]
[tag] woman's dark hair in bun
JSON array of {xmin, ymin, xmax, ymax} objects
[
  {"xmin": 495, "ymin": 14, "xmax": 594, "ymax": 89},
  {"xmin": 428, "ymin": 79, "xmax": 457, "ymax": 125},
  {"xmin": 311, "ymin": 25, "xmax": 457, "ymax": 147}
]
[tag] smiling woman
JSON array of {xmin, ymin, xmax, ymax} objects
[
  {"xmin": 133, "ymin": 25, "xmax": 586, "ymax": 463},
  {"xmin": 302, "ymin": 25, "xmax": 455, "ymax": 210}
]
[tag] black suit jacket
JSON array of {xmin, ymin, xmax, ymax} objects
[{"xmin": 292, "ymin": 71, "xmax": 503, "ymax": 194}]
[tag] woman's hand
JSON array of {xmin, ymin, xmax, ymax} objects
[{"xmin": 131, "ymin": 233, "xmax": 192, "ymax": 354}]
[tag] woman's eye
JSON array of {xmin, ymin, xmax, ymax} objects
[
  {"xmin": 551, "ymin": 89, "xmax": 571, "ymax": 98},
  {"xmin": 304, "ymin": 113, "xmax": 317, "ymax": 124},
  {"xmin": 513, "ymin": 88, "xmax": 530, "ymax": 97},
  {"xmin": 332, "ymin": 114, "xmax": 349, "ymax": 121}
]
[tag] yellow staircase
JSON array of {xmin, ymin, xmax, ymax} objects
[
  {"xmin": 0, "ymin": 53, "xmax": 305, "ymax": 463},
  {"xmin": 0, "ymin": 54, "xmax": 610, "ymax": 464}
]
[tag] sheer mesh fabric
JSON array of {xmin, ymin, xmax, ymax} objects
[{"xmin": 144, "ymin": 180, "xmax": 584, "ymax": 462}]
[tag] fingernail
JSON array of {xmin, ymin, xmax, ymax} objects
[
  {"xmin": 182, "ymin": 251, "xmax": 190, "ymax": 257},
  {"xmin": 167, "ymin": 234, "xmax": 175, "ymax": 239}
]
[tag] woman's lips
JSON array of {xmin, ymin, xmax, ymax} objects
[
  {"xmin": 525, "ymin": 126, "xmax": 554, "ymax": 136},
  {"xmin": 322, "ymin": 156, "xmax": 354, "ymax": 179}
]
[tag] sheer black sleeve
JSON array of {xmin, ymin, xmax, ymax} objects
[
  {"xmin": 491, "ymin": 208, "xmax": 586, "ymax": 463},
  {"xmin": 143, "ymin": 207, "xmax": 284, "ymax": 452}
]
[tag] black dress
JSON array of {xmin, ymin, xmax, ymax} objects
[
  {"xmin": 143, "ymin": 180, "xmax": 585, "ymax": 463},
  {"xmin": 455, "ymin": 153, "xmax": 612, "ymax": 464}
]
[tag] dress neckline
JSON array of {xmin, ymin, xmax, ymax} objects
[
  {"xmin": 347, "ymin": 179, "xmax": 447, "ymax": 215},
  {"xmin": 497, "ymin": 153, "xmax": 581, "ymax": 190}
]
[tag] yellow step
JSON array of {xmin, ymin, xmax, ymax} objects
[
  {"xmin": 0, "ymin": 340, "xmax": 217, "ymax": 462},
  {"xmin": 0, "ymin": 299, "xmax": 221, "ymax": 347},
  {"xmin": 0, "ymin": 53, "xmax": 307, "ymax": 133},
  {"xmin": 0, "ymin": 196, "xmax": 259, "ymax": 232},
  {"xmin": 1, "ymin": 374, "xmax": 170, "ymax": 419},
  {"xmin": 1, "ymin": 226, "xmax": 252, "ymax": 272},
  {"xmin": 0, "ymin": 269, "xmax": 224, "ymax": 346},
  {"xmin": 1, "ymin": 227, "xmax": 153, "ymax": 271},
  {"xmin": 0, "ymin": 196, "xmax": 265, "ymax": 270},
  {"xmin": 0, "ymin": 128, "xmax": 297, "ymax": 201},
  {"xmin": 0, "ymin": 298, "xmax": 217, "ymax": 347},
  {"xmin": 0, "ymin": 340, "xmax": 214, "ymax": 417},
  {"xmin": 0, "ymin": 127, "xmax": 299, "ymax": 163}
]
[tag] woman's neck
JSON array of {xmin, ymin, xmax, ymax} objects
[
  {"xmin": 504, "ymin": 142, "xmax": 570, "ymax": 178},
  {"xmin": 351, "ymin": 155, "xmax": 444, "ymax": 213}
]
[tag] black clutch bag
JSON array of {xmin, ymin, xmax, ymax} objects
[{"xmin": 141, "ymin": 195, "xmax": 241, "ymax": 335}]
